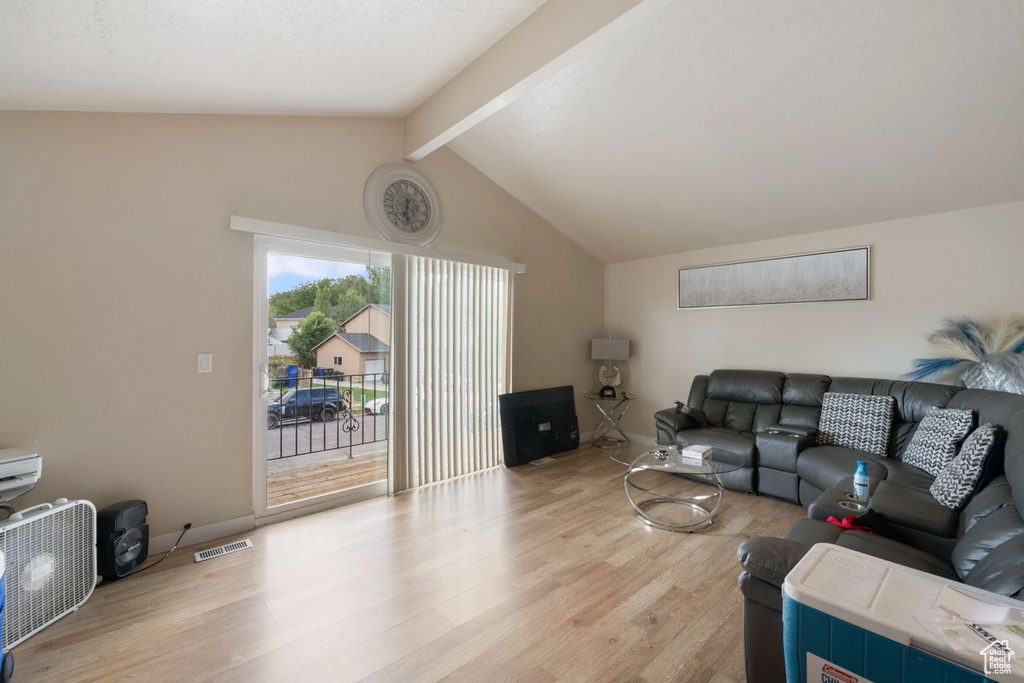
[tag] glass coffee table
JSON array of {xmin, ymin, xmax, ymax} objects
[{"xmin": 625, "ymin": 446, "xmax": 741, "ymax": 532}]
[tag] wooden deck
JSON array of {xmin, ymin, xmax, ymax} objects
[{"xmin": 267, "ymin": 449, "xmax": 387, "ymax": 506}]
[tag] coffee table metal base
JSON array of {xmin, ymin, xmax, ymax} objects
[{"xmin": 624, "ymin": 468, "xmax": 726, "ymax": 532}]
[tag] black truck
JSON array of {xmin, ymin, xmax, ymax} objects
[{"xmin": 267, "ymin": 387, "xmax": 348, "ymax": 429}]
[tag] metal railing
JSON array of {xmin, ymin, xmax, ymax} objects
[{"xmin": 266, "ymin": 371, "xmax": 389, "ymax": 460}]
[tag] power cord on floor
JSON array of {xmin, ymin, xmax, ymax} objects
[{"xmin": 127, "ymin": 522, "xmax": 191, "ymax": 577}]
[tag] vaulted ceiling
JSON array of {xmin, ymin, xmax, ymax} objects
[{"xmin": 4, "ymin": 0, "xmax": 1023, "ymax": 263}]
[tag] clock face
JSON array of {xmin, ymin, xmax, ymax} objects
[
  {"xmin": 364, "ymin": 164, "xmax": 443, "ymax": 246},
  {"xmin": 383, "ymin": 180, "xmax": 431, "ymax": 233}
]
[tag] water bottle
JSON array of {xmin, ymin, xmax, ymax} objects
[{"xmin": 853, "ymin": 461, "xmax": 870, "ymax": 502}]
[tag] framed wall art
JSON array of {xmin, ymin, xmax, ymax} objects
[{"xmin": 678, "ymin": 247, "xmax": 870, "ymax": 309}]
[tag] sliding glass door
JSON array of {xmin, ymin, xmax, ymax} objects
[
  {"xmin": 254, "ymin": 236, "xmax": 391, "ymax": 520},
  {"xmin": 245, "ymin": 221, "xmax": 520, "ymax": 520}
]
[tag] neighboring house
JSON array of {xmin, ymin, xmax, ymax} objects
[
  {"xmin": 277, "ymin": 304, "xmax": 391, "ymax": 369},
  {"xmin": 275, "ymin": 303, "xmax": 388, "ymax": 341},
  {"xmin": 313, "ymin": 333, "xmax": 390, "ymax": 376},
  {"xmin": 272, "ymin": 305, "xmax": 316, "ymax": 341},
  {"xmin": 341, "ymin": 304, "xmax": 391, "ymax": 342}
]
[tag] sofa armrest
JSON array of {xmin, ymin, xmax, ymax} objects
[
  {"xmin": 766, "ymin": 423, "xmax": 817, "ymax": 438},
  {"xmin": 736, "ymin": 537, "xmax": 814, "ymax": 589},
  {"xmin": 654, "ymin": 407, "xmax": 699, "ymax": 433},
  {"xmin": 756, "ymin": 431, "xmax": 817, "ymax": 473}
]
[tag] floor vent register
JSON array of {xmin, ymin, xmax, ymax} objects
[{"xmin": 194, "ymin": 538, "xmax": 253, "ymax": 563}]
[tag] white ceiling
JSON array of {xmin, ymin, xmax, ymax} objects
[
  {"xmin": 0, "ymin": 0, "xmax": 547, "ymax": 115},
  {"xmin": 4, "ymin": 0, "xmax": 1024, "ymax": 264}
]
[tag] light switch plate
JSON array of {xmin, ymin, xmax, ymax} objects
[{"xmin": 197, "ymin": 353, "xmax": 213, "ymax": 373}]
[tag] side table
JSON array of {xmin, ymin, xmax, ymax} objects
[{"xmin": 586, "ymin": 392, "xmax": 635, "ymax": 449}]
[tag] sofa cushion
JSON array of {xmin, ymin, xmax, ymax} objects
[
  {"xmin": 901, "ymin": 407, "xmax": 974, "ymax": 476},
  {"xmin": 706, "ymin": 369, "xmax": 784, "ymax": 404},
  {"xmin": 816, "ymin": 392, "xmax": 895, "ymax": 456},
  {"xmin": 673, "ymin": 428, "xmax": 755, "ymax": 466},
  {"xmin": 778, "ymin": 373, "xmax": 831, "ymax": 430},
  {"xmin": 829, "ymin": 377, "xmax": 961, "ymax": 457},
  {"xmin": 784, "ymin": 517, "xmax": 847, "ymax": 546},
  {"xmin": 796, "ymin": 446, "xmax": 888, "ymax": 493},
  {"xmin": 868, "ymin": 481, "xmax": 959, "ymax": 538},
  {"xmin": 930, "ymin": 423, "xmax": 998, "ymax": 509},
  {"xmin": 701, "ymin": 370, "xmax": 786, "ymax": 433},
  {"xmin": 875, "ymin": 458, "xmax": 934, "ymax": 489}
]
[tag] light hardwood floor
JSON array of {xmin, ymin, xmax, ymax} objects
[{"xmin": 12, "ymin": 443, "xmax": 805, "ymax": 682}]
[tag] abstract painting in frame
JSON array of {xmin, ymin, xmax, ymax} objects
[{"xmin": 678, "ymin": 247, "xmax": 870, "ymax": 309}]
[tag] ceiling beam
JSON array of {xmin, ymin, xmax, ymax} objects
[{"xmin": 403, "ymin": 0, "xmax": 674, "ymax": 162}]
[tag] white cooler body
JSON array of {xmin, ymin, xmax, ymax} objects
[{"xmin": 782, "ymin": 544, "xmax": 1024, "ymax": 683}]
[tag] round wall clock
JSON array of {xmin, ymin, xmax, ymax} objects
[{"xmin": 363, "ymin": 163, "xmax": 443, "ymax": 246}]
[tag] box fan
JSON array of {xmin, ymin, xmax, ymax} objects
[
  {"xmin": 0, "ymin": 450, "xmax": 97, "ymax": 651},
  {"xmin": 0, "ymin": 498, "xmax": 96, "ymax": 650}
]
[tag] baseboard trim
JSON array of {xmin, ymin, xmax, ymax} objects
[{"xmin": 150, "ymin": 514, "xmax": 255, "ymax": 554}]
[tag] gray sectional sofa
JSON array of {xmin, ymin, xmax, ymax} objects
[{"xmin": 654, "ymin": 369, "xmax": 1024, "ymax": 683}]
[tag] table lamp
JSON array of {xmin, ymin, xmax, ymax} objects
[{"xmin": 591, "ymin": 338, "xmax": 630, "ymax": 397}]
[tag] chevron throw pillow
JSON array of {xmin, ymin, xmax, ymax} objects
[
  {"xmin": 901, "ymin": 406, "xmax": 975, "ymax": 476},
  {"xmin": 816, "ymin": 392, "xmax": 895, "ymax": 456},
  {"xmin": 930, "ymin": 423, "xmax": 997, "ymax": 509}
]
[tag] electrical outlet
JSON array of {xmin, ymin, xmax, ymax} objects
[{"xmin": 197, "ymin": 353, "xmax": 213, "ymax": 373}]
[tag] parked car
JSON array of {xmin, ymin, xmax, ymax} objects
[
  {"xmin": 267, "ymin": 387, "xmax": 348, "ymax": 429},
  {"xmin": 364, "ymin": 397, "xmax": 389, "ymax": 415}
]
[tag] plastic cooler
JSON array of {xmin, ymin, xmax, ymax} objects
[
  {"xmin": 783, "ymin": 544, "xmax": 1024, "ymax": 683},
  {"xmin": 0, "ymin": 550, "xmax": 11, "ymax": 682}
]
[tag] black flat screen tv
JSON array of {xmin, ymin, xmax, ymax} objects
[{"xmin": 498, "ymin": 385, "xmax": 579, "ymax": 466}]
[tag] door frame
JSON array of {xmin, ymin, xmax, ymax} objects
[{"xmin": 252, "ymin": 235, "xmax": 389, "ymax": 526}]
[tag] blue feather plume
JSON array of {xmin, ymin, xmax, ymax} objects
[
  {"xmin": 904, "ymin": 356, "xmax": 970, "ymax": 381},
  {"xmin": 925, "ymin": 316, "xmax": 986, "ymax": 359}
]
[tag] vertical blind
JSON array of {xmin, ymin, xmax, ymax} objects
[{"xmin": 395, "ymin": 254, "xmax": 511, "ymax": 490}]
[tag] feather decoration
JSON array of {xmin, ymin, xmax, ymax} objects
[
  {"xmin": 904, "ymin": 315, "xmax": 1024, "ymax": 384},
  {"xmin": 988, "ymin": 314, "xmax": 1024, "ymax": 354},
  {"xmin": 905, "ymin": 356, "xmax": 971, "ymax": 381},
  {"xmin": 924, "ymin": 316, "xmax": 986, "ymax": 360}
]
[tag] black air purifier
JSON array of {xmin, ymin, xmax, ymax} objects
[{"xmin": 96, "ymin": 499, "xmax": 149, "ymax": 580}]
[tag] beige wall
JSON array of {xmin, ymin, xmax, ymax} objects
[
  {"xmin": 315, "ymin": 337, "xmax": 361, "ymax": 374},
  {"xmin": 343, "ymin": 306, "xmax": 391, "ymax": 342},
  {"xmin": 0, "ymin": 111, "xmax": 605, "ymax": 537},
  {"xmin": 606, "ymin": 200, "xmax": 1024, "ymax": 440}
]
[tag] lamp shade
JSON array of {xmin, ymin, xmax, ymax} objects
[{"xmin": 591, "ymin": 338, "xmax": 630, "ymax": 361}]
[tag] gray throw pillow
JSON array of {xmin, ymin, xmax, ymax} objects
[
  {"xmin": 930, "ymin": 423, "xmax": 997, "ymax": 509},
  {"xmin": 902, "ymin": 406, "xmax": 975, "ymax": 476},
  {"xmin": 816, "ymin": 392, "xmax": 895, "ymax": 457}
]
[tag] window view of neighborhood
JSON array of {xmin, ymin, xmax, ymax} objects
[{"xmin": 265, "ymin": 254, "xmax": 391, "ymax": 506}]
